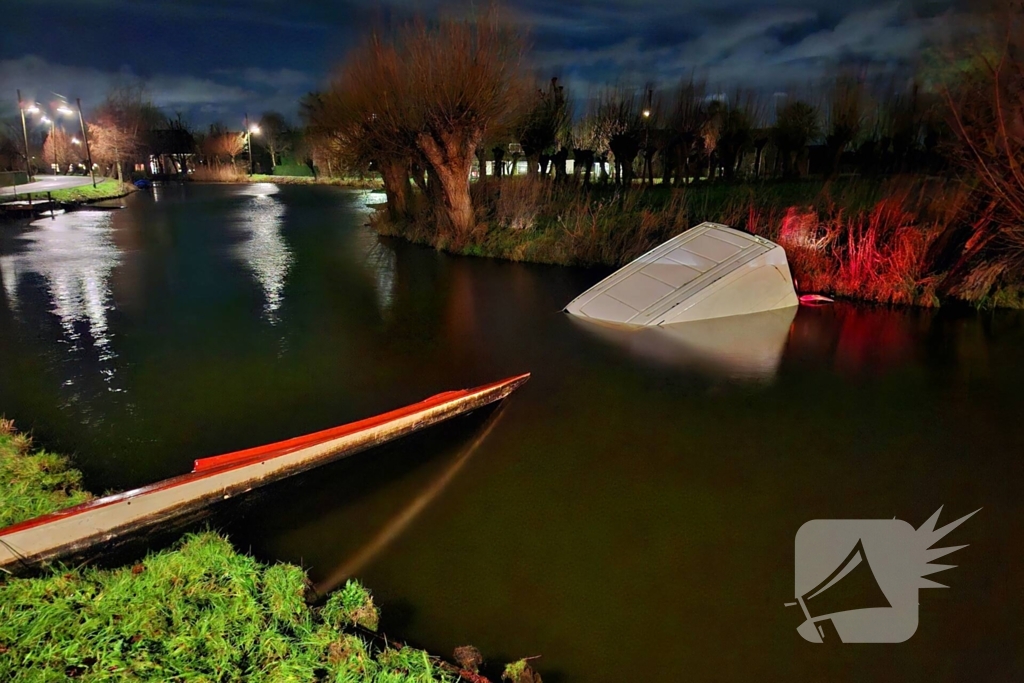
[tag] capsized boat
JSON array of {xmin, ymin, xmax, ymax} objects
[
  {"xmin": 565, "ymin": 222, "xmax": 798, "ymax": 325},
  {"xmin": 568, "ymin": 306, "xmax": 797, "ymax": 379},
  {"xmin": 0, "ymin": 373, "xmax": 530, "ymax": 573}
]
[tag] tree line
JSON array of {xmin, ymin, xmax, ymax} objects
[{"xmin": 298, "ymin": 3, "xmax": 1020, "ymax": 248}]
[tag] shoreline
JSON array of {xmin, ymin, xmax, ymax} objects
[
  {"xmin": 191, "ymin": 174, "xmax": 383, "ymax": 189},
  {"xmin": 372, "ymin": 177, "xmax": 1024, "ymax": 310},
  {"xmin": 0, "ymin": 179, "xmax": 135, "ymax": 218}
]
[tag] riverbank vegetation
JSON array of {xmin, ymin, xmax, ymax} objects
[
  {"xmin": 0, "ymin": 420, "xmax": 478, "ymax": 682},
  {"xmin": 313, "ymin": 1, "xmax": 1024, "ymax": 308}
]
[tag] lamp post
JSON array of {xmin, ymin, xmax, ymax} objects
[
  {"xmin": 642, "ymin": 88, "xmax": 653, "ymax": 186},
  {"xmin": 75, "ymin": 99, "xmax": 96, "ymax": 187},
  {"xmin": 244, "ymin": 114, "xmax": 261, "ymax": 176},
  {"xmin": 16, "ymin": 91, "xmax": 36, "ymax": 182}
]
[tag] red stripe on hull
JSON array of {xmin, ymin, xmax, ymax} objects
[{"xmin": 0, "ymin": 374, "xmax": 529, "ymax": 537}]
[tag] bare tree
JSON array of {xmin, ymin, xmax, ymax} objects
[
  {"xmin": 89, "ymin": 83, "xmax": 163, "ymax": 181},
  {"xmin": 259, "ymin": 111, "xmax": 290, "ymax": 169},
  {"xmin": 593, "ymin": 87, "xmax": 644, "ymax": 185},
  {"xmin": 516, "ymin": 77, "xmax": 570, "ymax": 176},
  {"xmin": 665, "ymin": 76, "xmax": 707, "ymax": 186},
  {"xmin": 326, "ymin": 9, "xmax": 525, "ymax": 237},
  {"xmin": 825, "ymin": 73, "xmax": 866, "ymax": 177},
  {"xmin": 772, "ymin": 100, "xmax": 821, "ymax": 178},
  {"xmin": 945, "ymin": 0, "xmax": 1024, "ymax": 272}
]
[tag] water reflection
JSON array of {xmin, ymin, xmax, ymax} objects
[
  {"xmin": 569, "ymin": 306, "xmax": 798, "ymax": 381},
  {"xmin": 0, "ymin": 212, "xmax": 121, "ymax": 385},
  {"xmin": 231, "ymin": 184, "xmax": 292, "ymax": 323}
]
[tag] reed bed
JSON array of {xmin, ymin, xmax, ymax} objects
[{"xmin": 379, "ymin": 176, "xmax": 1021, "ymax": 307}]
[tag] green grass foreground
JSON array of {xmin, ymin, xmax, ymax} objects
[
  {"xmin": 49, "ymin": 179, "xmax": 133, "ymax": 204},
  {"xmin": 0, "ymin": 420, "xmax": 453, "ymax": 682}
]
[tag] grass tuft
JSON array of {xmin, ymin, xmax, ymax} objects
[
  {"xmin": 0, "ymin": 421, "xmax": 92, "ymax": 529},
  {"xmin": 0, "ymin": 424, "xmax": 452, "ymax": 682}
]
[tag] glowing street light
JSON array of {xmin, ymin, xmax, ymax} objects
[
  {"xmin": 643, "ymin": 109, "xmax": 651, "ymax": 118},
  {"xmin": 17, "ymin": 90, "xmax": 37, "ymax": 182},
  {"xmin": 244, "ymin": 114, "xmax": 261, "ymax": 175},
  {"xmin": 57, "ymin": 105, "xmax": 74, "ymax": 116},
  {"xmin": 40, "ymin": 115, "xmax": 51, "ymax": 124},
  {"xmin": 71, "ymin": 137, "xmax": 81, "ymax": 145}
]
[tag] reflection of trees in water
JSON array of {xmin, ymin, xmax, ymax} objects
[
  {"xmin": 233, "ymin": 185, "xmax": 292, "ymax": 324},
  {"xmin": 0, "ymin": 213, "xmax": 121, "ymax": 385},
  {"xmin": 352, "ymin": 229, "xmax": 397, "ymax": 318}
]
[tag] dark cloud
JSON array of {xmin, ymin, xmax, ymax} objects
[{"xmin": 3, "ymin": 0, "xmax": 963, "ymax": 125}]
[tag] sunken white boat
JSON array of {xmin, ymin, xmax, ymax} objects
[{"xmin": 565, "ymin": 222, "xmax": 798, "ymax": 325}]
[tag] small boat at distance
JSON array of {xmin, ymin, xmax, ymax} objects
[{"xmin": 0, "ymin": 373, "xmax": 530, "ymax": 573}]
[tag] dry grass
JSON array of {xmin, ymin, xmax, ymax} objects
[{"xmin": 191, "ymin": 165, "xmax": 247, "ymax": 182}]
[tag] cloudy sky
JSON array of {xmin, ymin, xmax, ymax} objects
[{"xmin": 2, "ymin": 0, "xmax": 962, "ymax": 127}]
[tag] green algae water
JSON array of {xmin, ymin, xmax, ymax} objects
[{"xmin": 1, "ymin": 183, "xmax": 1023, "ymax": 681}]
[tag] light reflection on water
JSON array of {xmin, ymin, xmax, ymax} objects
[
  {"xmin": 231, "ymin": 184, "xmax": 292, "ymax": 323},
  {"xmin": 0, "ymin": 211, "xmax": 121, "ymax": 389}
]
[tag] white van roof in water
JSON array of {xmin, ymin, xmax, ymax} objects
[{"xmin": 564, "ymin": 222, "xmax": 798, "ymax": 326}]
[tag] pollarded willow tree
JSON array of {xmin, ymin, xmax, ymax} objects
[{"xmin": 324, "ymin": 10, "xmax": 525, "ymax": 239}]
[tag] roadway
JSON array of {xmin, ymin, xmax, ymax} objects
[{"xmin": 0, "ymin": 175, "xmax": 98, "ymax": 197}]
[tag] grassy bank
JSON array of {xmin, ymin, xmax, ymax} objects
[
  {"xmin": 249, "ymin": 174, "xmax": 383, "ymax": 189},
  {"xmin": 375, "ymin": 176, "xmax": 1024, "ymax": 309},
  {"xmin": 190, "ymin": 165, "xmax": 382, "ymax": 189},
  {"xmin": 0, "ymin": 179, "xmax": 134, "ymax": 206},
  {"xmin": 0, "ymin": 420, "xmax": 456, "ymax": 682}
]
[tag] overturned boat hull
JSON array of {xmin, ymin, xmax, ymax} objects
[
  {"xmin": 0, "ymin": 374, "xmax": 530, "ymax": 573},
  {"xmin": 565, "ymin": 222, "xmax": 798, "ymax": 326}
]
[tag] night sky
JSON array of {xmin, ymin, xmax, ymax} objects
[{"xmin": 2, "ymin": 0, "xmax": 962, "ymax": 127}]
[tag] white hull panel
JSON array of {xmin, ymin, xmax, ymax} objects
[{"xmin": 565, "ymin": 223, "xmax": 798, "ymax": 325}]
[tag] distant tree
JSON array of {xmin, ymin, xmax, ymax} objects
[
  {"xmin": 772, "ymin": 100, "xmax": 820, "ymax": 178},
  {"xmin": 42, "ymin": 128, "xmax": 82, "ymax": 172},
  {"xmin": 717, "ymin": 96, "xmax": 757, "ymax": 180},
  {"xmin": 89, "ymin": 83, "xmax": 164, "ymax": 181},
  {"xmin": 326, "ymin": 10, "xmax": 525, "ymax": 238},
  {"xmin": 259, "ymin": 111, "xmax": 290, "ymax": 169},
  {"xmin": 825, "ymin": 73, "xmax": 866, "ymax": 177},
  {"xmin": 665, "ymin": 77, "xmax": 707, "ymax": 186},
  {"xmin": 516, "ymin": 77, "xmax": 570, "ymax": 176},
  {"xmin": 201, "ymin": 122, "xmax": 244, "ymax": 167},
  {"xmin": 882, "ymin": 82, "xmax": 925, "ymax": 174},
  {"xmin": 593, "ymin": 87, "xmax": 644, "ymax": 185}
]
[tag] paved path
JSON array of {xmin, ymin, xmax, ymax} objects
[{"xmin": 0, "ymin": 175, "xmax": 97, "ymax": 197}]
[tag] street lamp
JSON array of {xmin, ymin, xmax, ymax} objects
[
  {"xmin": 244, "ymin": 114, "xmax": 260, "ymax": 175},
  {"xmin": 75, "ymin": 98, "xmax": 97, "ymax": 188},
  {"xmin": 16, "ymin": 90, "xmax": 36, "ymax": 182}
]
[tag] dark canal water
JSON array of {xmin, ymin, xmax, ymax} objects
[{"xmin": 1, "ymin": 183, "xmax": 1022, "ymax": 681}]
